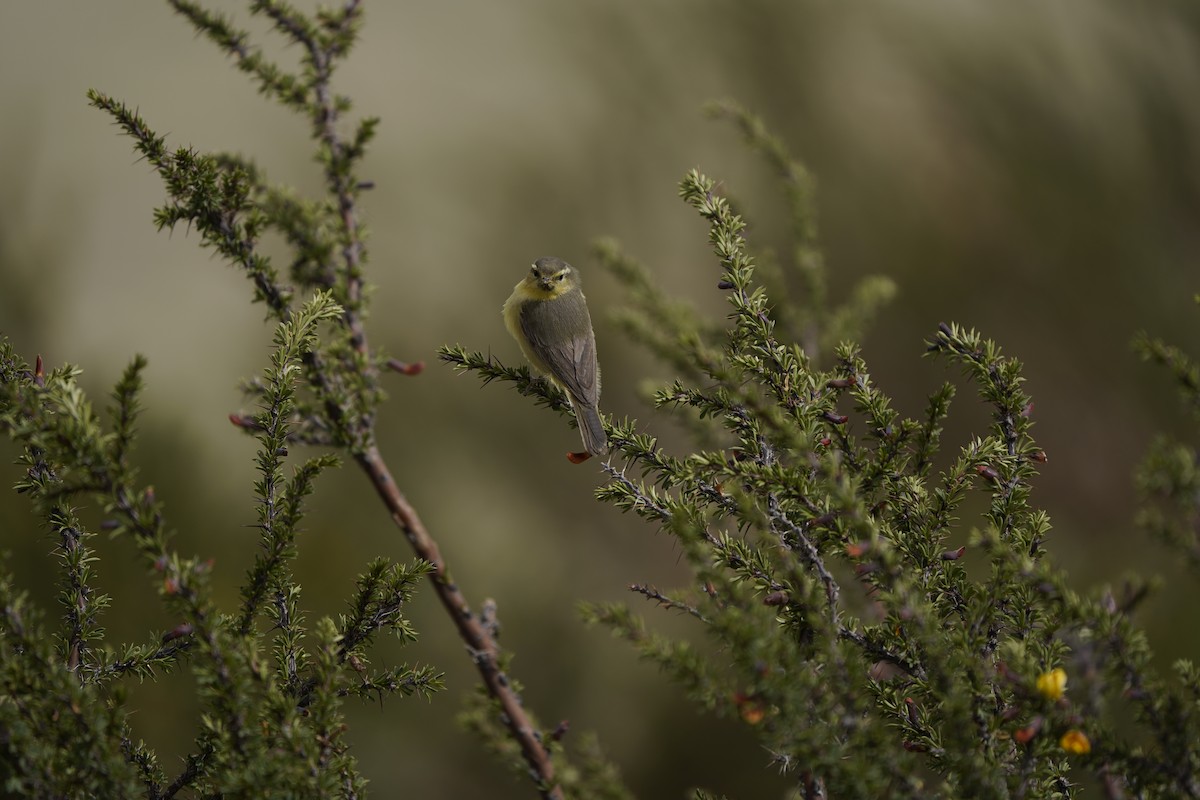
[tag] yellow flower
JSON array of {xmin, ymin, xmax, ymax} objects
[
  {"xmin": 1036, "ymin": 667, "xmax": 1067, "ymax": 701},
  {"xmin": 1059, "ymin": 729, "xmax": 1091, "ymax": 755}
]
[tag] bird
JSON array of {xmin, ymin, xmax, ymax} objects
[{"xmin": 503, "ymin": 256, "xmax": 608, "ymax": 462}]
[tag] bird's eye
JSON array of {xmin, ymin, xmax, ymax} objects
[{"xmin": 556, "ymin": 273, "xmax": 565, "ymax": 282}]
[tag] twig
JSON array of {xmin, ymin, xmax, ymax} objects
[
  {"xmin": 629, "ymin": 584, "xmax": 709, "ymax": 623},
  {"xmin": 355, "ymin": 446, "xmax": 561, "ymax": 798},
  {"xmin": 767, "ymin": 495, "xmax": 839, "ymax": 623},
  {"xmin": 303, "ymin": 27, "xmax": 563, "ymax": 789},
  {"xmin": 838, "ymin": 628, "xmax": 925, "ymax": 681}
]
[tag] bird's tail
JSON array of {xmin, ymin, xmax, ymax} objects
[{"xmin": 572, "ymin": 400, "xmax": 609, "ymax": 457}]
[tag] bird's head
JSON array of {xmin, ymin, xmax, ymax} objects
[{"xmin": 527, "ymin": 256, "xmax": 580, "ymax": 297}]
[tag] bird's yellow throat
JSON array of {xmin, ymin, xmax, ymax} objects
[{"xmin": 511, "ymin": 277, "xmax": 575, "ymax": 303}]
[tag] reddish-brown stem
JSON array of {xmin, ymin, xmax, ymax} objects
[
  {"xmin": 355, "ymin": 445, "xmax": 561, "ymax": 799},
  {"xmin": 300, "ymin": 20, "xmax": 559, "ymax": 791}
]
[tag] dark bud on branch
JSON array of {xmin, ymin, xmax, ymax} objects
[
  {"xmin": 162, "ymin": 623, "xmax": 193, "ymax": 643},
  {"xmin": 904, "ymin": 697, "xmax": 920, "ymax": 727},
  {"xmin": 763, "ymin": 591, "xmax": 790, "ymax": 606},
  {"xmin": 976, "ymin": 464, "xmax": 1000, "ymax": 482},
  {"xmin": 941, "ymin": 546, "xmax": 966, "ymax": 561}
]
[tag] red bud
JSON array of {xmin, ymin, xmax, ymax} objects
[
  {"xmin": 941, "ymin": 546, "xmax": 966, "ymax": 561},
  {"xmin": 976, "ymin": 464, "xmax": 1000, "ymax": 482},
  {"xmin": 387, "ymin": 358, "xmax": 425, "ymax": 376}
]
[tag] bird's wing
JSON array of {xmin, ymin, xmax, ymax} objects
[{"xmin": 519, "ymin": 295, "xmax": 599, "ymax": 406}]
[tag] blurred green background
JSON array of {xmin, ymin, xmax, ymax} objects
[{"xmin": 3, "ymin": 1, "xmax": 1200, "ymax": 797}]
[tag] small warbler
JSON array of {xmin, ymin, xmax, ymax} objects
[{"xmin": 504, "ymin": 256, "xmax": 608, "ymax": 461}]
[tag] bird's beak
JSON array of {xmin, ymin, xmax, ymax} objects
[{"xmin": 537, "ymin": 278, "xmax": 554, "ymax": 292}]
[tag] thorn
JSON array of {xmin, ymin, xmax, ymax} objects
[
  {"xmin": 941, "ymin": 546, "xmax": 966, "ymax": 561},
  {"xmin": 34, "ymin": 354, "xmax": 44, "ymax": 386},
  {"xmin": 567, "ymin": 451, "xmax": 591, "ymax": 464},
  {"xmin": 938, "ymin": 322, "xmax": 953, "ymax": 336},
  {"xmin": 825, "ymin": 377, "xmax": 854, "ymax": 389},
  {"xmin": 822, "ymin": 411, "xmax": 849, "ymax": 425},
  {"xmin": 386, "ymin": 358, "xmax": 425, "ymax": 376}
]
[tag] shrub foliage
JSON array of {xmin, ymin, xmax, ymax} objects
[{"xmin": 1, "ymin": 2, "xmax": 1198, "ymax": 798}]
